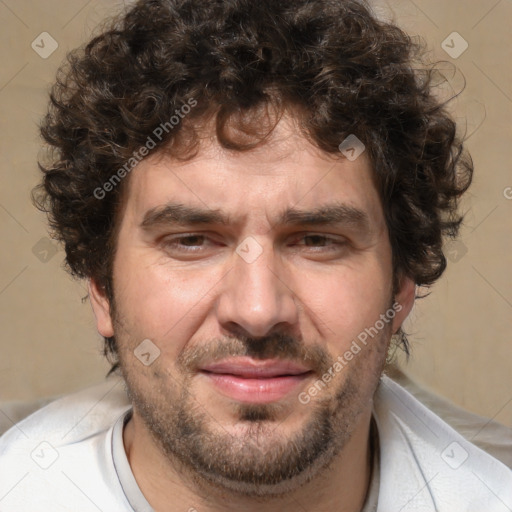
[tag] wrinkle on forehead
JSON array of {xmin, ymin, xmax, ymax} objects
[{"xmin": 123, "ymin": 114, "xmax": 385, "ymax": 239}]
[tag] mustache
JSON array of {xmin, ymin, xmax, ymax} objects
[{"xmin": 177, "ymin": 332, "xmax": 334, "ymax": 375}]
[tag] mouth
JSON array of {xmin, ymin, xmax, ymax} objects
[{"xmin": 199, "ymin": 357, "xmax": 314, "ymax": 404}]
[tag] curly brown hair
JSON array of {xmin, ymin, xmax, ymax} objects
[{"xmin": 33, "ymin": 0, "xmax": 472, "ymax": 372}]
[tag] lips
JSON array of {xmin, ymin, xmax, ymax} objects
[
  {"xmin": 199, "ymin": 357, "xmax": 313, "ymax": 403},
  {"xmin": 200, "ymin": 357, "xmax": 311, "ymax": 378}
]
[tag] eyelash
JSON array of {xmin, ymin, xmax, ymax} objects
[
  {"xmin": 163, "ymin": 234, "xmax": 211, "ymax": 253},
  {"xmin": 294, "ymin": 234, "xmax": 345, "ymax": 249},
  {"xmin": 161, "ymin": 233, "xmax": 347, "ymax": 253}
]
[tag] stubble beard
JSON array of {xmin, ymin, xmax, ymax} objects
[{"xmin": 115, "ymin": 308, "xmax": 392, "ymax": 498}]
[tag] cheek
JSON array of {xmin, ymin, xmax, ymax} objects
[
  {"xmin": 112, "ymin": 253, "xmax": 222, "ymax": 351},
  {"xmin": 296, "ymin": 259, "xmax": 392, "ymax": 349}
]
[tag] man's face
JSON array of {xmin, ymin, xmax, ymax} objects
[{"xmin": 91, "ymin": 115, "xmax": 413, "ymax": 496}]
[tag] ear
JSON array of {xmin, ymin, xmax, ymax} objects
[
  {"xmin": 88, "ymin": 278, "xmax": 114, "ymax": 338},
  {"xmin": 391, "ymin": 275, "xmax": 416, "ymax": 334}
]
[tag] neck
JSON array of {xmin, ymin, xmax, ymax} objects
[{"xmin": 123, "ymin": 408, "xmax": 374, "ymax": 512}]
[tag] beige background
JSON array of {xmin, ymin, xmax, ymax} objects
[{"xmin": 0, "ymin": 0, "xmax": 511, "ymax": 427}]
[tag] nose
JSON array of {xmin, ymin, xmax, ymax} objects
[{"xmin": 215, "ymin": 241, "xmax": 299, "ymax": 339}]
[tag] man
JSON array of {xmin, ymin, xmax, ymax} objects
[{"xmin": 0, "ymin": 0, "xmax": 511, "ymax": 510}]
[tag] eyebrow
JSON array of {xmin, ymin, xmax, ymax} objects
[
  {"xmin": 280, "ymin": 203, "xmax": 369, "ymax": 230},
  {"xmin": 140, "ymin": 202, "xmax": 370, "ymax": 232},
  {"xmin": 141, "ymin": 203, "xmax": 231, "ymax": 228}
]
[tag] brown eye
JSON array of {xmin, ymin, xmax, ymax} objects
[
  {"xmin": 176, "ymin": 235, "xmax": 206, "ymax": 247},
  {"xmin": 294, "ymin": 234, "xmax": 346, "ymax": 249},
  {"xmin": 162, "ymin": 234, "xmax": 212, "ymax": 254},
  {"xmin": 303, "ymin": 235, "xmax": 331, "ymax": 246}
]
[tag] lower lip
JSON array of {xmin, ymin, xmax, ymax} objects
[{"xmin": 201, "ymin": 372, "xmax": 312, "ymax": 403}]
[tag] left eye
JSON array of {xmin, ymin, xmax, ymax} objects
[
  {"xmin": 292, "ymin": 234, "xmax": 346, "ymax": 249},
  {"xmin": 177, "ymin": 235, "xmax": 206, "ymax": 246}
]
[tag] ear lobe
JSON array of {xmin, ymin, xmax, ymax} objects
[
  {"xmin": 88, "ymin": 278, "xmax": 114, "ymax": 338},
  {"xmin": 391, "ymin": 275, "xmax": 416, "ymax": 334}
]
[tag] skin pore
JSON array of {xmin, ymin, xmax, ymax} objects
[{"xmin": 89, "ymin": 114, "xmax": 415, "ymax": 512}]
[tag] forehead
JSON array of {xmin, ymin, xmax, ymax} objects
[{"xmin": 123, "ymin": 116, "xmax": 385, "ymax": 232}]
